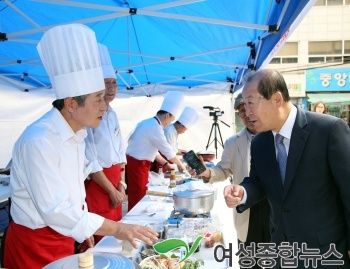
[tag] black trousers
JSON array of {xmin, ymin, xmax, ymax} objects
[{"xmin": 238, "ymin": 198, "xmax": 270, "ymax": 269}]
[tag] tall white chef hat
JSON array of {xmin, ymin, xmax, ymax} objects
[
  {"xmin": 37, "ymin": 24, "xmax": 104, "ymax": 99},
  {"xmin": 160, "ymin": 91, "xmax": 184, "ymax": 117},
  {"xmin": 98, "ymin": 43, "xmax": 116, "ymax": 79},
  {"xmin": 178, "ymin": 107, "xmax": 199, "ymax": 129}
]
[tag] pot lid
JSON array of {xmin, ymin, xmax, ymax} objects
[{"xmin": 173, "ymin": 189, "xmax": 213, "ymax": 198}]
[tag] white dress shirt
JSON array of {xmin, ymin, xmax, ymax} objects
[
  {"xmin": 126, "ymin": 117, "xmax": 176, "ymax": 161},
  {"xmin": 10, "ymin": 108, "xmax": 104, "ymax": 243},
  {"xmin": 272, "ymin": 105, "xmax": 297, "ymax": 155},
  {"xmin": 86, "ymin": 105, "xmax": 127, "ymax": 173},
  {"xmin": 164, "ymin": 124, "xmax": 178, "ymax": 153},
  {"xmin": 241, "ymin": 105, "xmax": 297, "ymax": 204}
]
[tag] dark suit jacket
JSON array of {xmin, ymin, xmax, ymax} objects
[{"xmin": 238, "ymin": 106, "xmax": 350, "ymax": 268}]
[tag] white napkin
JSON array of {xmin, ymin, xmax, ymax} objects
[
  {"xmin": 147, "ymin": 171, "xmax": 170, "ymax": 187},
  {"xmin": 173, "ymin": 181, "xmax": 214, "ymax": 192},
  {"xmin": 146, "ymin": 203, "xmax": 166, "ymax": 213}
]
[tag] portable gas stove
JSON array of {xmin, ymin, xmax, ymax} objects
[{"xmin": 167, "ymin": 208, "xmax": 211, "ymax": 224}]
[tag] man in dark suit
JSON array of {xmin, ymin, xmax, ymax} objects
[{"xmin": 224, "ymin": 69, "xmax": 350, "ymax": 268}]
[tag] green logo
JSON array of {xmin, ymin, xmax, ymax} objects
[{"xmin": 153, "ymin": 235, "xmax": 203, "ymax": 264}]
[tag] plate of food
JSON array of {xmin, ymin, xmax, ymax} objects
[{"xmin": 139, "ymin": 254, "xmax": 204, "ymax": 269}]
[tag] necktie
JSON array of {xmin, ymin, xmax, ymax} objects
[{"xmin": 275, "ymin": 134, "xmax": 287, "ymax": 184}]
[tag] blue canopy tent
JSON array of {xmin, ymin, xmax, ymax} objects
[{"xmin": 0, "ymin": 0, "xmax": 316, "ymax": 94}]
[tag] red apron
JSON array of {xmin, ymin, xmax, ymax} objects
[
  {"xmin": 4, "ymin": 221, "xmax": 74, "ymax": 269},
  {"xmin": 85, "ymin": 164, "xmax": 122, "ymax": 243},
  {"xmin": 126, "ymin": 155, "xmax": 152, "ymax": 211}
]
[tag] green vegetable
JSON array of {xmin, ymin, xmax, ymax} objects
[{"xmin": 182, "ymin": 259, "xmax": 205, "ymax": 269}]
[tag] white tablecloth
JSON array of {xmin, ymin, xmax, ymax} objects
[{"xmin": 92, "ymin": 180, "xmax": 239, "ymax": 268}]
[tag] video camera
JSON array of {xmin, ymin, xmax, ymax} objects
[{"xmin": 203, "ymin": 106, "xmax": 224, "ymax": 117}]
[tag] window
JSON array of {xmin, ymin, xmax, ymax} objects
[
  {"xmin": 270, "ymin": 58, "xmax": 281, "ymax": 64},
  {"xmin": 345, "ymin": 41, "xmax": 350, "ymax": 54},
  {"xmin": 282, "ymin": 58, "xmax": 298, "ymax": 64},
  {"xmin": 326, "ymin": 56, "xmax": 343, "ymax": 63},
  {"xmin": 308, "ymin": 41, "xmax": 343, "ymax": 63},
  {"xmin": 270, "ymin": 42, "xmax": 298, "ymax": 64},
  {"xmin": 309, "ymin": 57, "xmax": 325, "ymax": 63},
  {"xmin": 314, "ymin": 0, "xmax": 326, "ymax": 6},
  {"xmin": 315, "ymin": 0, "xmax": 345, "ymax": 5},
  {"xmin": 277, "ymin": 42, "xmax": 298, "ymax": 56},
  {"xmin": 328, "ymin": 0, "xmax": 343, "ymax": 5},
  {"xmin": 309, "ymin": 41, "xmax": 342, "ymax": 55}
]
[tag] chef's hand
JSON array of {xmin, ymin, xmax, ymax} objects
[
  {"xmin": 223, "ymin": 184, "xmax": 244, "ymax": 208},
  {"xmin": 114, "ymin": 223, "xmax": 159, "ymax": 248},
  {"xmin": 177, "ymin": 163, "xmax": 187, "ymax": 173},
  {"xmin": 165, "ymin": 163, "xmax": 175, "ymax": 172},
  {"xmin": 76, "ymin": 236, "xmax": 95, "ymax": 253},
  {"xmin": 108, "ymin": 188, "xmax": 125, "ymax": 208}
]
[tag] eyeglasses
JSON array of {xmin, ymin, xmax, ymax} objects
[{"xmin": 238, "ymin": 110, "xmax": 246, "ymax": 118}]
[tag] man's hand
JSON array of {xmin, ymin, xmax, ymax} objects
[
  {"xmin": 223, "ymin": 184, "xmax": 244, "ymax": 208},
  {"xmin": 108, "ymin": 188, "xmax": 125, "ymax": 208},
  {"xmin": 114, "ymin": 223, "xmax": 159, "ymax": 248},
  {"xmin": 76, "ymin": 236, "xmax": 95, "ymax": 253}
]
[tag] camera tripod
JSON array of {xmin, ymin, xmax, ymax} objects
[{"xmin": 205, "ymin": 115, "xmax": 230, "ymax": 157}]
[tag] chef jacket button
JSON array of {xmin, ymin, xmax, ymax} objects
[{"xmin": 282, "ymin": 208, "xmax": 290, "ymax": 213}]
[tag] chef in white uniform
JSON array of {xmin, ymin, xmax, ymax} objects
[
  {"xmin": 126, "ymin": 91, "xmax": 187, "ymax": 210},
  {"xmin": 164, "ymin": 106, "xmax": 199, "ymax": 155},
  {"xmin": 85, "ymin": 44, "xmax": 126, "ymax": 245},
  {"xmin": 4, "ymin": 24, "xmax": 157, "ymax": 269}
]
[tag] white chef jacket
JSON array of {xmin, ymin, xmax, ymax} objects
[
  {"xmin": 164, "ymin": 124, "xmax": 178, "ymax": 153},
  {"xmin": 126, "ymin": 117, "xmax": 176, "ymax": 161},
  {"xmin": 85, "ymin": 105, "xmax": 127, "ymax": 173},
  {"xmin": 10, "ymin": 108, "xmax": 104, "ymax": 243}
]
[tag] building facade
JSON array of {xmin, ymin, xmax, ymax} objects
[{"xmin": 267, "ymin": 0, "xmax": 350, "ymax": 121}]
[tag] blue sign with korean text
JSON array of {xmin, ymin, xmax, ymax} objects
[{"xmin": 306, "ymin": 68, "xmax": 350, "ymax": 92}]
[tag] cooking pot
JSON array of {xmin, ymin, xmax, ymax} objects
[{"xmin": 173, "ymin": 190, "xmax": 214, "ymax": 215}]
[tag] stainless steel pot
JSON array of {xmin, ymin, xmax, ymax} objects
[{"xmin": 173, "ymin": 190, "xmax": 214, "ymax": 215}]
